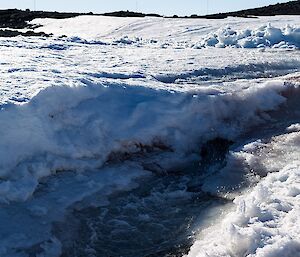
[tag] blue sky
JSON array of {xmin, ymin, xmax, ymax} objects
[{"xmin": 0, "ymin": 0, "xmax": 292, "ymax": 16}]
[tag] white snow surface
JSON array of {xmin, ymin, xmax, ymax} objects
[
  {"xmin": 31, "ymin": 15, "xmax": 300, "ymax": 49},
  {"xmin": 0, "ymin": 15, "xmax": 300, "ymax": 256},
  {"xmin": 198, "ymin": 24, "xmax": 300, "ymax": 49},
  {"xmin": 186, "ymin": 131, "xmax": 300, "ymax": 257}
]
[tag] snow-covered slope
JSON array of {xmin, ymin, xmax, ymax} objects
[
  {"xmin": 0, "ymin": 15, "xmax": 300, "ymax": 257},
  {"xmin": 31, "ymin": 15, "xmax": 300, "ymax": 42}
]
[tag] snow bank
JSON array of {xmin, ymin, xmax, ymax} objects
[
  {"xmin": 187, "ymin": 163, "xmax": 300, "ymax": 257},
  {"xmin": 196, "ymin": 24, "xmax": 300, "ymax": 49},
  {"xmin": 186, "ymin": 130, "xmax": 300, "ymax": 257},
  {"xmin": 0, "ymin": 80, "xmax": 293, "ymax": 203}
]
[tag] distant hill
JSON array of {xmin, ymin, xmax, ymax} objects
[
  {"xmin": 195, "ymin": 0, "xmax": 300, "ymax": 19},
  {"xmin": 0, "ymin": 9, "xmax": 88, "ymax": 29},
  {"xmin": 102, "ymin": 10, "xmax": 161, "ymax": 18},
  {"xmin": 0, "ymin": 9, "xmax": 161, "ymax": 30}
]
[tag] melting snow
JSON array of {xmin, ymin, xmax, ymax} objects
[{"xmin": 0, "ymin": 14, "xmax": 300, "ymax": 257}]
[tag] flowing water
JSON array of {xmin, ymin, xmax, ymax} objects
[{"xmin": 54, "ymin": 140, "xmax": 232, "ymax": 257}]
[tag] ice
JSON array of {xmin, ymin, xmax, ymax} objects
[{"xmin": 0, "ymin": 163, "xmax": 148, "ymax": 257}]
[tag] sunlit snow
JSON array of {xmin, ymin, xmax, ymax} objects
[{"xmin": 0, "ymin": 15, "xmax": 300, "ymax": 257}]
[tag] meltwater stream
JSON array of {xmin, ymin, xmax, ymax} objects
[{"xmin": 53, "ymin": 140, "xmax": 232, "ymax": 257}]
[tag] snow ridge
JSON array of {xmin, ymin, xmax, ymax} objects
[
  {"xmin": 196, "ymin": 24, "xmax": 300, "ymax": 49},
  {"xmin": 0, "ymin": 79, "xmax": 293, "ymax": 203}
]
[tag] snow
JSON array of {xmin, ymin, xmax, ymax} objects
[
  {"xmin": 0, "ymin": 14, "xmax": 300, "ymax": 256},
  {"xmin": 186, "ymin": 131, "xmax": 300, "ymax": 257},
  {"xmin": 30, "ymin": 15, "xmax": 300, "ymax": 41},
  {"xmin": 197, "ymin": 24, "xmax": 300, "ymax": 49},
  {"xmin": 31, "ymin": 15, "xmax": 300, "ymax": 49},
  {"xmin": 0, "ymin": 80, "xmax": 293, "ymax": 203},
  {"xmin": 287, "ymin": 123, "xmax": 300, "ymax": 132},
  {"xmin": 32, "ymin": 16, "xmax": 142, "ymax": 40}
]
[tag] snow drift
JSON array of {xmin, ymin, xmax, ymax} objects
[
  {"xmin": 196, "ymin": 24, "xmax": 300, "ymax": 49},
  {"xmin": 0, "ymin": 79, "xmax": 295, "ymax": 203}
]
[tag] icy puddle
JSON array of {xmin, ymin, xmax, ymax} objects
[
  {"xmin": 53, "ymin": 157, "xmax": 230, "ymax": 257},
  {"xmin": 0, "ymin": 141, "xmax": 232, "ymax": 257}
]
